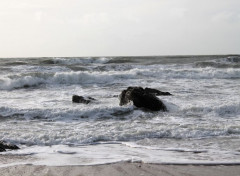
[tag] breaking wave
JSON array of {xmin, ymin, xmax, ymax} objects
[
  {"xmin": 0, "ymin": 104, "xmax": 135, "ymax": 121},
  {"xmin": 1, "ymin": 66, "xmax": 240, "ymax": 90},
  {"xmin": 183, "ymin": 102, "xmax": 240, "ymax": 118},
  {"xmin": 138, "ymin": 66, "xmax": 240, "ymax": 79},
  {"xmin": 0, "ymin": 70, "xmax": 137, "ymax": 90},
  {"xmin": 1, "ymin": 108, "xmax": 239, "ymax": 146},
  {"xmin": 1, "ymin": 56, "xmax": 240, "ymax": 165},
  {"xmin": 41, "ymin": 57, "xmax": 111, "ymax": 65},
  {"xmin": 195, "ymin": 56, "xmax": 240, "ymax": 68},
  {"xmin": 0, "ymin": 99, "xmax": 239, "ymax": 145}
]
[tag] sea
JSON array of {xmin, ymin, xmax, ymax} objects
[{"xmin": 0, "ymin": 55, "xmax": 240, "ymax": 166}]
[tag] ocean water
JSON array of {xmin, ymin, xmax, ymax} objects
[{"xmin": 0, "ymin": 55, "xmax": 240, "ymax": 166}]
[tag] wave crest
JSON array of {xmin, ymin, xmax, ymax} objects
[
  {"xmin": 195, "ymin": 56, "xmax": 240, "ymax": 68},
  {"xmin": 41, "ymin": 57, "xmax": 111, "ymax": 65},
  {"xmin": 0, "ymin": 70, "xmax": 137, "ymax": 90}
]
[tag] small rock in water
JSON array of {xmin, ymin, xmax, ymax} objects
[
  {"xmin": 72, "ymin": 95, "xmax": 96, "ymax": 104},
  {"xmin": 0, "ymin": 141, "xmax": 20, "ymax": 152}
]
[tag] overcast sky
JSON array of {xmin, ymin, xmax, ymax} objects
[{"xmin": 0, "ymin": 0, "xmax": 239, "ymax": 57}]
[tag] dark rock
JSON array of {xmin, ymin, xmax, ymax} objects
[
  {"xmin": 72, "ymin": 95, "xmax": 96, "ymax": 104},
  {"xmin": 144, "ymin": 87, "xmax": 172, "ymax": 96},
  {"xmin": 119, "ymin": 87, "xmax": 171, "ymax": 111},
  {"xmin": 0, "ymin": 141, "xmax": 20, "ymax": 152}
]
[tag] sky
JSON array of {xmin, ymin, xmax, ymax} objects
[{"xmin": 0, "ymin": 0, "xmax": 240, "ymax": 57}]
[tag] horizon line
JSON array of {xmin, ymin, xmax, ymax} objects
[{"xmin": 0, "ymin": 54, "xmax": 239, "ymax": 59}]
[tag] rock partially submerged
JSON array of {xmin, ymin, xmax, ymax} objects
[
  {"xmin": 119, "ymin": 87, "xmax": 172, "ymax": 111},
  {"xmin": 0, "ymin": 141, "xmax": 19, "ymax": 152},
  {"xmin": 72, "ymin": 95, "xmax": 96, "ymax": 104},
  {"xmin": 72, "ymin": 87, "xmax": 171, "ymax": 111}
]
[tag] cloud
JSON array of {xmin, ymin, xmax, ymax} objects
[
  {"xmin": 169, "ymin": 8, "xmax": 187, "ymax": 19},
  {"xmin": 0, "ymin": 0, "xmax": 239, "ymax": 57},
  {"xmin": 34, "ymin": 11, "xmax": 44, "ymax": 21},
  {"xmin": 212, "ymin": 11, "xmax": 240, "ymax": 23}
]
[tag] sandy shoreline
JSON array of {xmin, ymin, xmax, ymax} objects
[
  {"xmin": 1, "ymin": 163, "xmax": 240, "ymax": 176},
  {"xmin": 1, "ymin": 155, "xmax": 240, "ymax": 176}
]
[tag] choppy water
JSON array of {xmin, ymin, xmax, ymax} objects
[{"xmin": 0, "ymin": 55, "xmax": 240, "ymax": 166}]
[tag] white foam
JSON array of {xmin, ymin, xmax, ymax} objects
[
  {"xmin": 2, "ymin": 143, "xmax": 240, "ymax": 167},
  {"xmin": 11, "ymin": 65, "xmax": 70, "ymax": 73},
  {"xmin": 0, "ymin": 76, "xmax": 46, "ymax": 90},
  {"xmin": 53, "ymin": 57, "xmax": 111, "ymax": 65},
  {"xmin": 1, "ymin": 56, "xmax": 240, "ymax": 166},
  {"xmin": 215, "ymin": 102, "xmax": 240, "ymax": 117},
  {"xmin": 0, "ymin": 69, "xmax": 139, "ymax": 90},
  {"xmin": 139, "ymin": 66, "xmax": 240, "ymax": 79},
  {"xmin": 1, "ymin": 65, "xmax": 240, "ymax": 90}
]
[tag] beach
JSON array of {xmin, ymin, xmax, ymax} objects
[
  {"xmin": 1, "ymin": 155, "xmax": 240, "ymax": 176},
  {"xmin": 1, "ymin": 162, "xmax": 240, "ymax": 176},
  {"xmin": 1, "ymin": 0, "xmax": 240, "ymax": 174},
  {"xmin": 0, "ymin": 56, "xmax": 240, "ymax": 173}
]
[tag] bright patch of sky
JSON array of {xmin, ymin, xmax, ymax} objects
[{"xmin": 0, "ymin": 0, "xmax": 239, "ymax": 57}]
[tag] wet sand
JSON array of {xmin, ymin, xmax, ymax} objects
[{"xmin": 1, "ymin": 157, "xmax": 240, "ymax": 176}]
